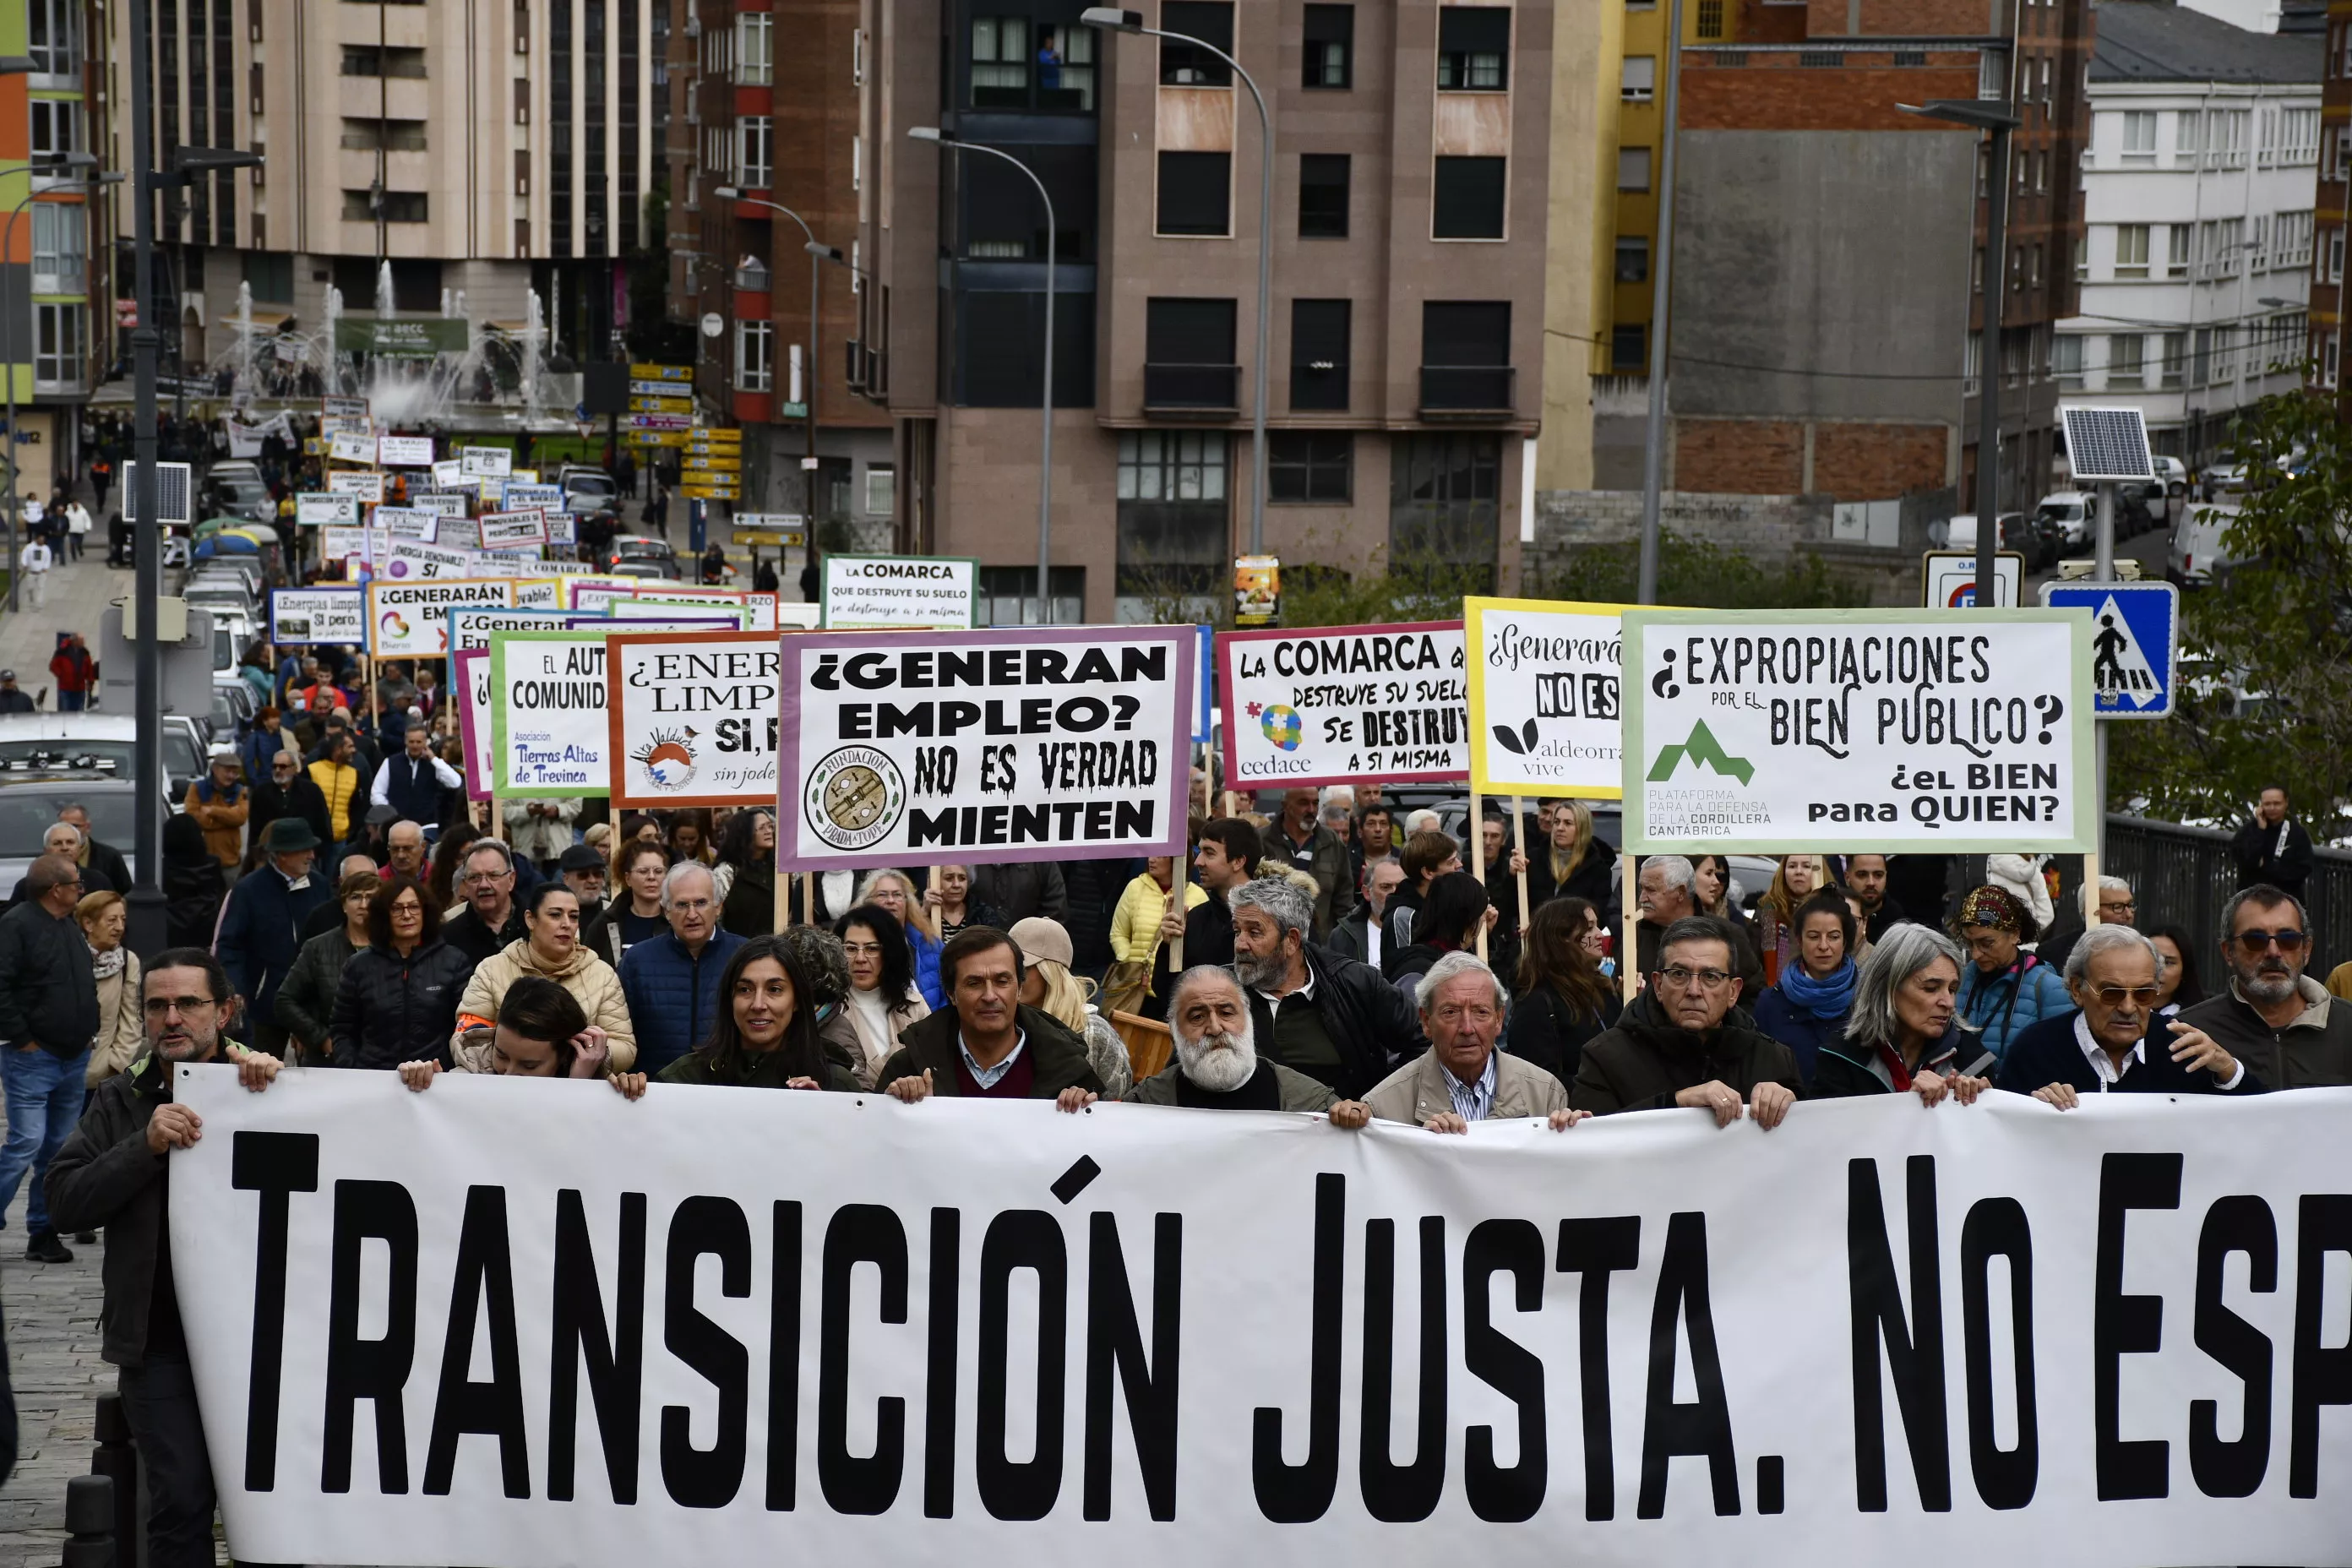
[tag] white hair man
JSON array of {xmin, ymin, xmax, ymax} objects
[
  {"xmin": 1993, "ymin": 923, "xmax": 2251, "ymax": 1108},
  {"xmin": 1364, "ymin": 950, "xmax": 1587, "ymax": 1133},
  {"xmin": 1057, "ymin": 966, "xmax": 1370, "ymax": 1122},
  {"xmin": 1229, "ymin": 873, "xmax": 1428, "ymax": 1100}
]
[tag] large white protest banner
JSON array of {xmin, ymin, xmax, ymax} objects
[
  {"xmin": 492, "ymin": 629, "xmax": 611, "ymax": 796},
  {"xmin": 1219, "ymin": 621, "xmax": 1467, "ymax": 789},
  {"xmin": 779, "ymin": 624, "xmax": 1191, "ymax": 869},
  {"xmin": 821, "ymin": 553, "xmax": 980, "ymax": 629},
  {"xmin": 368, "ymin": 578, "xmax": 516, "ymax": 657},
  {"xmin": 268, "ymin": 587, "xmax": 365, "ymax": 645},
  {"xmin": 1622, "ymin": 607, "xmax": 2097, "ymax": 852},
  {"xmin": 166, "ymin": 1070, "xmax": 2352, "ymax": 1568},
  {"xmin": 1464, "ymin": 597, "xmax": 1636, "ymax": 799},
  {"xmin": 608, "ymin": 630, "xmax": 782, "ymax": 806}
]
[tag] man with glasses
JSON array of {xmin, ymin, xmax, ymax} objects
[
  {"xmin": 618, "ymin": 862, "xmax": 746, "ymax": 1077},
  {"xmin": 443, "ymin": 840, "xmax": 526, "ymax": 966},
  {"xmin": 2180, "ymin": 884, "xmax": 2352, "ymax": 1089},
  {"xmin": 49, "ymin": 949, "xmax": 285, "ymax": 1568},
  {"xmin": 1572, "ymin": 915, "xmax": 1801, "ymax": 1125},
  {"xmin": 0, "ymin": 854, "xmax": 98, "ymax": 1262},
  {"xmin": 1995, "ymin": 923, "xmax": 2254, "ymax": 1107},
  {"xmin": 1365, "ymin": 951, "xmax": 1584, "ymax": 1131}
]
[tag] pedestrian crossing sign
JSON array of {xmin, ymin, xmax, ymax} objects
[{"xmin": 2040, "ymin": 580, "xmax": 2179, "ymax": 720}]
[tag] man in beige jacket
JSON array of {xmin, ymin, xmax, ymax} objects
[{"xmin": 1364, "ymin": 951, "xmax": 1586, "ymax": 1134}]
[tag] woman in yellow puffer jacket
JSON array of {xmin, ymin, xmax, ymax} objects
[
  {"xmin": 1109, "ymin": 855, "xmax": 1206, "ymax": 983},
  {"xmin": 306, "ymin": 731, "xmax": 363, "ymax": 845}
]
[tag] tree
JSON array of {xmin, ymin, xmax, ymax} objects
[{"xmin": 2109, "ymin": 385, "xmax": 2352, "ymax": 837}]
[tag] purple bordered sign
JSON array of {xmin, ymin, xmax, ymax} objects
[{"xmin": 776, "ymin": 623, "xmax": 1195, "ymax": 872}]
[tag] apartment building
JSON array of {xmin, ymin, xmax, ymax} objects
[
  {"xmin": 2061, "ymin": 3, "xmax": 2317, "ymax": 460},
  {"xmin": 851, "ymin": 0, "xmax": 1554, "ymax": 624},
  {"xmin": 2314, "ymin": 1, "xmax": 2352, "ymax": 384},
  {"xmin": 669, "ymin": 0, "xmax": 894, "ymax": 542},
  {"xmin": 100, "ymin": 0, "xmax": 662, "ymax": 389},
  {"xmin": 0, "ymin": 0, "xmax": 107, "ymax": 488}
]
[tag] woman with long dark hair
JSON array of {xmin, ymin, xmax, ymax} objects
[
  {"xmin": 1506, "ymin": 896, "xmax": 1620, "ymax": 1085},
  {"xmin": 833, "ymin": 903, "xmax": 931, "ymax": 1087},
  {"xmin": 1385, "ymin": 870, "xmax": 1493, "ymax": 1008},
  {"xmin": 659, "ymin": 934, "xmax": 858, "ymax": 1089},
  {"xmin": 710, "ymin": 808, "xmax": 777, "ymax": 938},
  {"xmin": 427, "ymin": 822, "xmax": 482, "ymax": 915},
  {"xmin": 2148, "ymin": 923, "xmax": 2204, "ymax": 1016}
]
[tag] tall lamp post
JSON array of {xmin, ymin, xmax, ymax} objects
[
  {"xmin": 1, "ymin": 152, "xmax": 106, "ymax": 612},
  {"xmin": 1081, "ymin": 7, "xmax": 1273, "ymax": 554},
  {"xmin": 1900, "ymin": 97, "xmax": 2023, "ymax": 614},
  {"xmin": 715, "ymin": 188, "xmax": 830, "ymax": 591},
  {"xmin": 909, "ymin": 127, "xmax": 1061, "ymax": 623}
]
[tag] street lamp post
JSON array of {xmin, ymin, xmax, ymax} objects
[
  {"xmin": 0, "ymin": 152, "xmax": 104, "ymax": 612},
  {"xmin": 1082, "ymin": 7, "xmax": 1273, "ymax": 555},
  {"xmin": 910, "ymin": 127, "xmax": 1060, "ymax": 623},
  {"xmin": 715, "ymin": 187, "xmax": 828, "ymax": 595},
  {"xmin": 1636, "ymin": 0, "xmax": 1686, "ymax": 607},
  {"xmin": 1900, "ymin": 97, "xmax": 2023, "ymax": 616}
]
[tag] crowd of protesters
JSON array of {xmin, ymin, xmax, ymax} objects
[{"xmin": 0, "ymin": 717, "xmax": 2344, "ymax": 1565}]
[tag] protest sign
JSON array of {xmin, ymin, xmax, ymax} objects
[
  {"xmin": 509, "ymin": 579, "xmax": 569, "ymax": 611},
  {"xmin": 431, "ymin": 458, "xmax": 472, "ymax": 489},
  {"xmin": 821, "ymin": 553, "xmax": 980, "ymax": 629},
  {"xmin": 293, "ymin": 493, "xmax": 357, "ymax": 526},
  {"xmin": 373, "ymin": 506, "xmax": 438, "ymax": 542},
  {"xmin": 327, "ymin": 429, "xmax": 375, "ymax": 463},
  {"xmin": 460, "ymin": 444, "xmax": 514, "ymax": 478},
  {"xmin": 368, "ymin": 577, "xmax": 516, "ymax": 657},
  {"xmin": 1620, "ymin": 607, "xmax": 2097, "ymax": 852},
  {"xmin": 504, "ymin": 482, "xmax": 564, "ymax": 511},
  {"xmin": 379, "ymin": 541, "xmax": 482, "ymax": 580},
  {"xmin": 453, "ymin": 647, "xmax": 493, "ymax": 798},
  {"xmin": 610, "ymin": 596, "xmax": 750, "ymax": 629},
  {"xmin": 607, "ymin": 631, "xmax": 782, "ymax": 806},
  {"xmin": 544, "ymin": 509, "xmax": 578, "ymax": 547},
  {"xmin": 448, "ymin": 607, "xmax": 581, "ymax": 654},
  {"xmin": 320, "ymin": 394, "xmax": 368, "ymax": 419},
  {"xmin": 778, "ymin": 625, "xmax": 1191, "ymax": 869},
  {"xmin": 319, "ymin": 525, "xmax": 389, "ymax": 562},
  {"xmin": 324, "ymin": 471, "xmax": 385, "ymax": 503},
  {"xmin": 564, "ymin": 577, "xmax": 647, "ymax": 608},
  {"xmin": 267, "ymin": 587, "xmax": 365, "ymax": 645},
  {"xmin": 377, "ymin": 434, "xmax": 434, "ymax": 466},
  {"xmin": 491, "ymin": 630, "xmax": 612, "ymax": 796},
  {"xmin": 411, "ymin": 493, "xmax": 468, "ymax": 519},
  {"xmin": 479, "ymin": 509, "xmax": 551, "ymax": 550},
  {"xmin": 1219, "ymin": 621, "xmax": 1467, "ymax": 789},
  {"xmin": 1464, "ymin": 596, "xmax": 1636, "ymax": 800},
  {"xmin": 167, "ymin": 1069, "xmax": 2352, "ymax": 1568}
]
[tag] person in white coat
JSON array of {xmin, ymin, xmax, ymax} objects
[
  {"xmin": 19, "ymin": 536, "xmax": 51, "ymax": 608},
  {"xmin": 63, "ymin": 501, "xmax": 91, "ymax": 561},
  {"xmin": 503, "ymin": 797, "xmax": 581, "ymax": 874},
  {"xmin": 1984, "ymin": 852, "xmax": 2053, "ymax": 935}
]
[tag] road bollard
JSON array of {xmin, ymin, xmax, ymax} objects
[
  {"xmin": 89, "ymin": 1393, "xmax": 138, "ymax": 1568},
  {"xmin": 61, "ymin": 1473, "xmax": 113, "ymax": 1568}
]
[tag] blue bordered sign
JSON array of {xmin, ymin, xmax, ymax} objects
[{"xmin": 2041, "ymin": 580, "xmax": 2179, "ymax": 720}]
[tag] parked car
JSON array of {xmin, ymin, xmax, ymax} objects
[
  {"xmin": 0, "ymin": 713, "xmax": 210, "ymax": 803},
  {"xmin": 0, "ymin": 775, "xmax": 161, "ymax": 901},
  {"xmin": 1941, "ymin": 512, "xmax": 2048, "ymax": 570},
  {"xmin": 208, "ymin": 676, "xmax": 257, "ymax": 741},
  {"xmin": 560, "ymin": 466, "xmax": 618, "ymax": 502},
  {"xmin": 603, "ymin": 535, "xmax": 678, "ymax": 571},
  {"xmin": 2169, "ymin": 501, "xmax": 2244, "ymax": 587},
  {"xmin": 202, "ymin": 474, "xmax": 275, "ymax": 525},
  {"xmin": 2034, "ymin": 492, "xmax": 2095, "ymax": 551}
]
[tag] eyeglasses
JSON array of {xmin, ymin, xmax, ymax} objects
[
  {"xmin": 1658, "ymin": 966, "xmax": 1734, "ymax": 990},
  {"xmin": 460, "ymin": 869, "xmax": 511, "ymax": 886},
  {"xmin": 2088, "ymin": 985, "xmax": 2162, "ymax": 1007},
  {"xmin": 842, "ymin": 941, "xmax": 884, "ymax": 956},
  {"xmin": 2233, "ymin": 928, "xmax": 2306, "ymax": 953},
  {"xmin": 2099, "ymin": 899, "xmax": 2136, "ymax": 914},
  {"xmin": 142, "ymin": 995, "xmax": 217, "ymax": 1017}
]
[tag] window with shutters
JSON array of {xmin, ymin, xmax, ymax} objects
[
  {"xmin": 1157, "ymin": 151, "xmax": 1230, "ymax": 237},
  {"xmin": 1289, "ymin": 298, "xmax": 1350, "ymax": 411},
  {"xmin": 1439, "ymin": 8, "xmax": 1509, "ymax": 90}
]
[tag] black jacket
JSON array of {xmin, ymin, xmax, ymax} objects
[
  {"xmin": 875, "ymin": 1004, "xmax": 1102, "ymax": 1099},
  {"xmin": 1244, "ymin": 944, "xmax": 1430, "ymax": 1102},
  {"xmin": 1571, "ymin": 990, "xmax": 1802, "ymax": 1116},
  {"xmin": 1153, "ymin": 885, "xmax": 1235, "ymax": 994},
  {"xmin": 2176, "ymin": 980, "xmax": 2352, "ymax": 1090},
  {"xmin": 82, "ymin": 838, "xmax": 132, "ymax": 902},
  {"xmin": 162, "ymin": 855, "xmax": 226, "ymax": 949},
  {"xmin": 720, "ymin": 860, "xmax": 776, "ymax": 939},
  {"xmin": 969, "ymin": 862, "xmax": 1067, "ymax": 925},
  {"xmin": 0, "ymin": 901, "xmax": 98, "ymax": 1057},
  {"xmin": 47, "ymin": 1050, "xmax": 190, "ymax": 1364},
  {"xmin": 443, "ymin": 901, "xmax": 528, "ymax": 968},
  {"xmin": 1505, "ymin": 982, "xmax": 1621, "ymax": 1086},
  {"xmin": 1813, "ymin": 1022, "xmax": 1963, "ymax": 1098},
  {"xmin": 329, "ymin": 939, "xmax": 474, "ymax": 1070},
  {"xmin": 2231, "ymin": 815, "xmax": 2314, "ymax": 896},
  {"xmin": 1993, "ymin": 1010, "xmax": 2265, "ymax": 1098}
]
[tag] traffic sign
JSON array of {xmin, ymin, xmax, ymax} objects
[
  {"xmin": 1921, "ymin": 550, "xmax": 2024, "ymax": 608},
  {"xmin": 2041, "ymin": 580, "xmax": 2179, "ymax": 719}
]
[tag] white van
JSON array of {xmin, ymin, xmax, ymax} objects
[{"xmin": 2169, "ymin": 501, "xmax": 2241, "ymax": 586}]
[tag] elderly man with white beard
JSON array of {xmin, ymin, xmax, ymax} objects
[
  {"xmin": 1056, "ymin": 966, "xmax": 1373, "ymax": 1120},
  {"xmin": 1364, "ymin": 950, "xmax": 1587, "ymax": 1133}
]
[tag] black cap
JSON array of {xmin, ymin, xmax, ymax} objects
[{"xmin": 558, "ymin": 843, "xmax": 607, "ymax": 874}]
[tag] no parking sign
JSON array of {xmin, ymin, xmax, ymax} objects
[{"xmin": 2041, "ymin": 580, "xmax": 2178, "ymax": 719}]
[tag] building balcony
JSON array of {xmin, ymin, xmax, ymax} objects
[
  {"xmin": 1142, "ymin": 362, "xmax": 1239, "ymax": 416},
  {"xmin": 1418, "ymin": 365, "xmax": 1516, "ymax": 418}
]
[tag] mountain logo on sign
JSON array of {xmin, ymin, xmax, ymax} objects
[
  {"xmin": 1647, "ymin": 721, "xmax": 1755, "ymax": 786},
  {"xmin": 631, "ymin": 727, "xmax": 700, "ymax": 792},
  {"xmin": 2088, "ymin": 598, "xmax": 2161, "ymax": 711}
]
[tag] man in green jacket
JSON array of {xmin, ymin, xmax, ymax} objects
[
  {"xmin": 46, "ymin": 948, "xmax": 285, "ymax": 1568},
  {"xmin": 1260, "ymin": 787, "xmax": 1352, "ymax": 939}
]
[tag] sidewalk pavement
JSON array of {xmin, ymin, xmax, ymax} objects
[{"xmin": 0, "ymin": 543, "xmax": 132, "ymax": 712}]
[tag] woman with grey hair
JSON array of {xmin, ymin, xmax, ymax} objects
[{"xmin": 1814, "ymin": 923, "xmax": 1991, "ymax": 1105}]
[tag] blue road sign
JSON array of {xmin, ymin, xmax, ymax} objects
[{"xmin": 2042, "ymin": 580, "xmax": 2179, "ymax": 720}]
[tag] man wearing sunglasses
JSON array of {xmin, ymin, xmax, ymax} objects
[
  {"xmin": 2179, "ymin": 884, "xmax": 2352, "ymax": 1089},
  {"xmin": 1995, "ymin": 924, "xmax": 2258, "ymax": 1108}
]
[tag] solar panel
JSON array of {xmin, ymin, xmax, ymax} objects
[
  {"xmin": 2061, "ymin": 406, "xmax": 2155, "ymax": 482},
  {"xmin": 120, "ymin": 461, "xmax": 193, "ymax": 525}
]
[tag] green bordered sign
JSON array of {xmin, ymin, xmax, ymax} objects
[
  {"xmin": 490, "ymin": 630, "xmax": 612, "ymax": 798},
  {"xmin": 820, "ymin": 554, "xmax": 982, "ymax": 629},
  {"xmin": 1621, "ymin": 607, "xmax": 2097, "ymax": 854}
]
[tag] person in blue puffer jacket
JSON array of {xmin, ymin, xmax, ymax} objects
[
  {"xmin": 617, "ymin": 862, "xmax": 749, "ymax": 1077},
  {"xmin": 1951, "ymin": 883, "xmax": 2070, "ymax": 1068},
  {"xmin": 857, "ymin": 868, "xmax": 944, "ymax": 1009}
]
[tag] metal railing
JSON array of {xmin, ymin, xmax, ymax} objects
[{"xmin": 2104, "ymin": 813, "xmax": 2352, "ymax": 974}]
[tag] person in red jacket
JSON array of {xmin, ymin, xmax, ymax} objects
[{"xmin": 46, "ymin": 634, "xmax": 95, "ymax": 713}]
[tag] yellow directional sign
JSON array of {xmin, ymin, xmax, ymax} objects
[
  {"xmin": 682, "ymin": 454, "xmax": 743, "ymax": 472},
  {"xmin": 627, "ymin": 431, "xmax": 689, "ymax": 448},
  {"xmin": 629, "ymin": 395, "xmax": 696, "ymax": 415},
  {"xmin": 630, "ymin": 362, "xmax": 694, "ymax": 382},
  {"xmin": 689, "ymin": 427, "xmax": 743, "ymax": 444},
  {"xmin": 734, "ymin": 527, "xmax": 807, "ymax": 548},
  {"xmin": 683, "ymin": 482, "xmax": 742, "ymax": 499}
]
